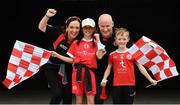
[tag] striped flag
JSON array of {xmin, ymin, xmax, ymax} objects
[
  {"xmin": 128, "ymin": 36, "xmax": 179, "ymax": 81},
  {"xmin": 2, "ymin": 40, "xmax": 51, "ymax": 89}
]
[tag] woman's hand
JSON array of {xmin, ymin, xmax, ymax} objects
[{"xmin": 46, "ymin": 8, "xmax": 57, "ymax": 18}]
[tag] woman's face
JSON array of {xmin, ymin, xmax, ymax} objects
[{"xmin": 66, "ymin": 20, "xmax": 80, "ymax": 40}]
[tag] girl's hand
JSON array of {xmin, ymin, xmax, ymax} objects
[
  {"xmin": 94, "ymin": 33, "xmax": 100, "ymax": 42},
  {"xmin": 96, "ymin": 50, "xmax": 106, "ymax": 59},
  {"xmin": 51, "ymin": 51, "xmax": 58, "ymax": 58}
]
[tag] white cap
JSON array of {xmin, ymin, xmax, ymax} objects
[{"xmin": 82, "ymin": 18, "xmax": 95, "ymax": 28}]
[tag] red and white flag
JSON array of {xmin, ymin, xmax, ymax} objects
[
  {"xmin": 2, "ymin": 40, "xmax": 51, "ymax": 89},
  {"xmin": 128, "ymin": 36, "xmax": 179, "ymax": 81}
]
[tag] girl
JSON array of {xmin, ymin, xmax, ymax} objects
[{"xmin": 52, "ymin": 18, "xmax": 102, "ymax": 104}]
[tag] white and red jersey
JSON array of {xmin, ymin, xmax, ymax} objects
[
  {"xmin": 67, "ymin": 38, "xmax": 98, "ymax": 69},
  {"xmin": 109, "ymin": 50, "xmax": 136, "ymax": 86}
]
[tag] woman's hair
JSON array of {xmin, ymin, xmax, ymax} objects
[
  {"xmin": 64, "ymin": 16, "xmax": 81, "ymax": 41},
  {"xmin": 65, "ymin": 16, "xmax": 81, "ymax": 28}
]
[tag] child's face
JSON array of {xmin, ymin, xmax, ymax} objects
[
  {"xmin": 82, "ymin": 26, "xmax": 95, "ymax": 37},
  {"xmin": 115, "ymin": 32, "xmax": 130, "ymax": 48}
]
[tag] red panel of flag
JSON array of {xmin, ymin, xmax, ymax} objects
[
  {"xmin": 2, "ymin": 40, "xmax": 51, "ymax": 89},
  {"xmin": 128, "ymin": 36, "xmax": 178, "ymax": 81}
]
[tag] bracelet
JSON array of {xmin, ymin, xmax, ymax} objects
[
  {"xmin": 45, "ymin": 15, "xmax": 50, "ymax": 18},
  {"xmin": 102, "ymin": 79, "xmax": 108, "ymax": 83}
]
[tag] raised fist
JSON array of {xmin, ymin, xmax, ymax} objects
[{"xmin": 46, "ymin": 8, "xmax": 57, "ymax": 18}]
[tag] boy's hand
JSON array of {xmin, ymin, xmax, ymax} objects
[
  {"xmin": 101, "ymin": 79, "xmax": 108, "ymax": 87},
  {"xmin": 150, "ymin": 79, "xmax": 158, "ymax": 86}
]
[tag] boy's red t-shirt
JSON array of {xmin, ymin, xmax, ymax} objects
[{"xmin": 109, "ymin": 50, "xmax": 136, "ymax": 86}]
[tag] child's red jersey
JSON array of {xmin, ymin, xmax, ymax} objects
[
  {"xmin": 67, "ymin": 39, "xmax": 98, "ymax": 69},
  {"xmin": 109, "ymin": 50, "xmax": 136, "ymax": 86}
]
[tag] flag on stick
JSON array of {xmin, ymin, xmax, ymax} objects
[{"xmin": 128, "ymin": 36, "xmax": 179, "ymax": 81}]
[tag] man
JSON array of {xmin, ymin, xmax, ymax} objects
[{"xmin": 95, "ymin": 14, "xmax": 117, "ymax": 104}]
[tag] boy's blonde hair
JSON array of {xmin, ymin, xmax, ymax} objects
[{"xmin": 115, "ymin": 27, "xmax": 130, "ymax": 39}]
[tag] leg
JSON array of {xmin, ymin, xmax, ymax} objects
[
  {"xmin": 112, "ymin": 86, "xmax": 123, "ymax": 104},
  {"xmin": 87, "ymin": 95, "xmax": 95, "ymax": 105},
  {"xmin": 62, "ymin": 83, "xmax": 72, "ymax": 104},
  {"xmin": 44, "ymin": 64, "xmax": 63, "ymax": 104},
  {"xmin": 94, "ymin": 73, "xmax": 104, "ymax": 104},
  {"xmin": 123, "ymin": 86, "xmax": 135, "ymax": 104},
  {"xmin": 76, "ymin": 94, "xmax": 83, "ymax": 105}
]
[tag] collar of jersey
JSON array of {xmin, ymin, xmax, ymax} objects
[
  {"xmin": 82, "ymin": 38, "xmax": 93, "ymax": 42},
  {"xmin": 115, "ymin": 49, "xmax": 128, "ymax": 53}
]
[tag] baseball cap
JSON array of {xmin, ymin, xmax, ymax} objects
[{"xmin": 82, "ymin": 18, "xmax": 96, "ymax": 28}]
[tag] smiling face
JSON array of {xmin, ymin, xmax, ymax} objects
[
  {"xmin": 66, "ymin": 20, "xmax": 81, "ymax": 40},
  {"xmin": 98, "ymin": 14, "xmax": 114, "ymax": 41},
  {"xmin": 82, "ymin": 26, "xmax": 95, "ymax": 38},
  {"xmin": 115, "ymin": 28, "xmax": 130, "ymax": 49}
]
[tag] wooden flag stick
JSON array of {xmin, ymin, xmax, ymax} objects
[{"xmin": 145, "ymin": 84, "xmax": 153, "ymax": 88}]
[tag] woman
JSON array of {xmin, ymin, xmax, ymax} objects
[{"xmin": 38, "ymin": 8, "xmax": 81, "ymax": 104}]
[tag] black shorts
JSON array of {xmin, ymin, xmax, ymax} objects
[{"xmin": 112, "ymin": 86, "xmax": 136, "ymax": 104}]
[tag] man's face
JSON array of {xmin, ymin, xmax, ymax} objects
[{"xmin": 98, "ymin": 19, "xmax": 114, "ymax": 41}]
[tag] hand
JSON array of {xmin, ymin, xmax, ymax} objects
[
  {"xmin": 96, "ymin": 50, "xmax": 106, "ymax": 59},
  {"xmin": 51, "ymin": 51, "xmax": 58, "ymax": 58},
  {"xmin": 94, "ymin": 33, "xmax": 100, "ymax": 42},
  {"xmin": 101, "ymin": 79, "xmax": 108, "ymax": 87},
  {"xmin": 46, "ymin": 8, "xmax": 57, "ymax": 18},
  {"xmin": 150, "ymin": 79, "xmax": 158, "ymax": 86}
]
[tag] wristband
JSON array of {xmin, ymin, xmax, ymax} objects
[
  {"xmin": 102, "ymin": 79, "xmax": 108, "ymax": 83},
  {"xmin": 45, "ymin": 15, "xmax": 50, "ymax": 18}
]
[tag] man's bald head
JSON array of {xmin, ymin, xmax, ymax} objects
[
  {"xmin": 98, "ymin": 14, "xmax": 114, "ymax": 41},
  {"xmin": 98, "ymin": 14, "xmax": 113, "ymax": 25}
]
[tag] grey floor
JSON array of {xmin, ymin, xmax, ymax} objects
[{"xmin": 0, "ymin": 88, "xmax": 180, "ymax": 104}]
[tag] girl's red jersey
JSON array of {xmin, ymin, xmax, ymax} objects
[{"xmin": 67, "ymin": 39, "xmax": 98, "ymax": 69}]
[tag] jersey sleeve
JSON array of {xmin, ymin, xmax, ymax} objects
[{"xmin": 108, "ymin": 53, "xmax": 113, "ymax": 65}]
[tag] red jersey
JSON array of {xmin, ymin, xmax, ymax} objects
[
  {"xmin": 109, "ymin": 50, "xmax": 136, "ymax": 86},
  {"xmin": 67, "ymin": 39, "xmax": 98, "ymax": 69}
]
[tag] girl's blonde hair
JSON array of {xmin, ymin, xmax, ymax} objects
[{"xmin": 115, "ymin": 27, "xmax": 130, "ymax": 38}]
